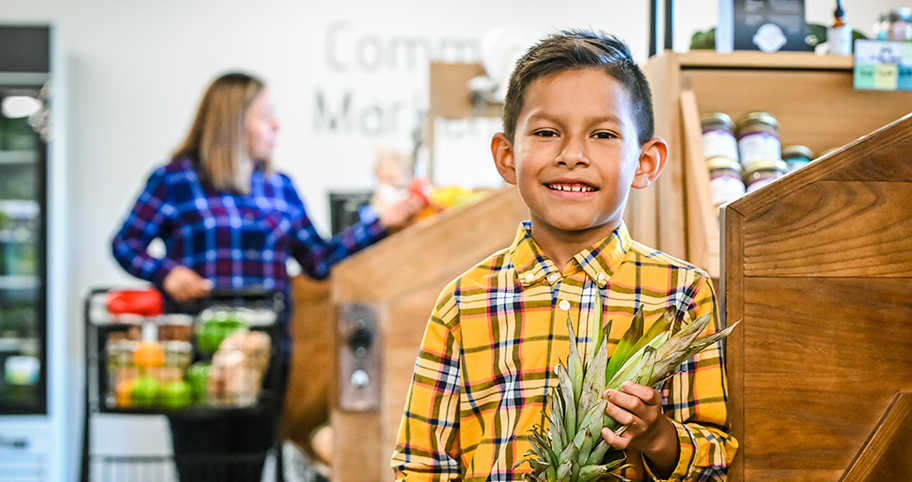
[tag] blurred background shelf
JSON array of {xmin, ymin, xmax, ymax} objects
[
  {"xmin": 0, "ymin": 276, "xmax": 40, "ymax": 290},
  {"xmin": 0, "ymin": 151, "xmax": 37, "ymax": 165}
]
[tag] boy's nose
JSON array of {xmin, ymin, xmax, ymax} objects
[{"xmin": 556, "ymin": 139, "xmax": 589, "ymax": 167}]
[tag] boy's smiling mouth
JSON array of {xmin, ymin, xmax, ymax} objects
[{"xmin": 545, "ymin": 181, "xmax": 598, "ymax": 193}]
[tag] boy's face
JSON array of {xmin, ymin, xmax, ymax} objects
[{"xmin": 492, "ymin": 68, "xmax": 666, "ymax": 246}]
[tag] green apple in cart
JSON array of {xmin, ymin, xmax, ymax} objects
[
  {"xmin": 161, "ymin": 380, "xmax": 193, "ymax": 410},
  {"xmin": 187, "ymin": 362, "xmax": 211, "ymax": 402},
  {"xmin": 131, "ymin": 375, "xmax": 160, "ymax": 407}
]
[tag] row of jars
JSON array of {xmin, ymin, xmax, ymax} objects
[{"xmin": 701, "ymin": 111, "xmax": 815, "ymax": 208}]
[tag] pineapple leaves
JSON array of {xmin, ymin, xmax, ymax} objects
[
  {"xmin": 519, "ymin": 302, "xmax": 738, "ymax": 482},
  {"xmin": 604, "ymin": 305, "xmax": 644, "ymax": 382}
]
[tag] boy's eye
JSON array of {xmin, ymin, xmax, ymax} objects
[
  {"xmin": 533, "ymin": 130, "xmax": 559, "ymax": 137},
  {"xmin": 594, "ymin": 131, "xmax": 617, "ymax": 139}
]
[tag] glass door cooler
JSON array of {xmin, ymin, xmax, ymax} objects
[{"xmin": 0, "ymin": 26, "xmax": 50, "ymax": 415}]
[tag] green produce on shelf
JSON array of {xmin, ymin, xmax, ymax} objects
[{"xmin": 161, "ymin": 380, "xmax": 193, "ymax": 410}]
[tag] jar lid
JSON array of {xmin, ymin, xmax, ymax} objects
[
  {"xmin": 706, "ymin": 156, "xmax": 742, "ymax": 173},
  {"xmin": 735, "ymin": 112, "xmax": 780, "ymax": 134},
  {"xmin": 782, "ymin": 144, "xmax": 814, "ymax": 160},
  {"xmin": 700, "ymin": 112, "xmax": 734, "ymax": 130},
  {"xmin": 744, "ymin": 159, "xmax": 788, "ymax": 177}
]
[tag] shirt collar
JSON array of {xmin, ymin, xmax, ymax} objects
[{"xmin": 511, "ymin": 221, "xmax": 631, "ymax": 289}]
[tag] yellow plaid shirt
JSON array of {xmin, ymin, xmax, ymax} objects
[{"xmin": 392, "ymin": 222, "xmax": 738, "ymax": 481}]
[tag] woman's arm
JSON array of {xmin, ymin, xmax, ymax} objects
[{"xmin": 111, "ymin": 167, "xmax": 180, "ymax": 287}]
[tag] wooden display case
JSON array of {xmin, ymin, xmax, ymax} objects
[
  {"xmin": 330, "ymin": 187, "xmax": 528, "ymax": 482},
  {"xmin": 646, "ymin": 51, "xmax": 912, "ymax": 277},
  {"xmin": 723, "ymin": 112, "xmax": 912, "ymax": 482}
]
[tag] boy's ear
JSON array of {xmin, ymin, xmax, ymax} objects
[
  {"xmin": 491, "ymin": 132, "xmax": 517, "ymax": 185},
  {"xmin": 631, "ymin": 137, "xmax": 668, "ymax": 189}
]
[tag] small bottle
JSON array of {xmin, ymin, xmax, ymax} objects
[{"xmin": 828, "ymin": 0, "xmax": 853, "ymax": 56}]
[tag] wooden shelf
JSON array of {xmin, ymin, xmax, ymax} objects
[
  {"xmin": 677, "ymin": 50, "xmax": 854, "ymax": 70},
  {"xmin": 643, "ymin": 50, "xmax": 912, "ymax": 277}
]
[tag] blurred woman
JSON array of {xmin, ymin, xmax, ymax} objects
[{"xmin": 111, "ymin": 72, "xmax": 422, "ymax": 481}]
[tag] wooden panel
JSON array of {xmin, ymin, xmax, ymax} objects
[
  {"xmin": 685, "ymin": 69, "xmax": 912, "ymax": 156},
  {"xmin": 735, "ymin": 277, "xmax": 912, "ymax": 479},
  {"xmin": 428, "ymin": 62, "xmax": 501, "ymax": 120},
  {"xmin": 332, "ymin": 187, "xmax": 527, "ymax": 303},
  {"xmin": 645, "ymin": 53, "xmax": 687, "ymax": 260},
  {"xmin": 283, "ymin": 276, "xmax": 333, "ymax": 454},
  {"xmin": 721, "ymin": 205, "xmax": 745, "ymax": 482},
  {"xmin": 333, "ymin": 410, "xmax": 383, "ymax": 482},
  {"xmin": 822, "ymin": 122, "xmax": 912, "ymax": 182},
  {"xmin": 680, "ymin": 89, "xmax": 718, "ymax": 276},
  {"xmin": 842, "ymin": 393, "xmax": 912, "ymax": 482},
  {"xmin": 742, "ymin": 181, "xmax": 912, "ymax": 278},
  {"xmin": 742, "ymin": 469, "xmax": 845, "ymax": 482}
]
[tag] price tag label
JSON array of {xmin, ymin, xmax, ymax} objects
[{"xmin": 854, "ymin": 40, "xmax": 912, "ymax": 90}]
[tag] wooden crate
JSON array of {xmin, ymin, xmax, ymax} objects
[
  {"xmin": 645, "ymin": 51, "xmax": 912, "ymax": 277},
  {"xmin": 723, "ymin": 113, "xmax": 912, "ymax": 482}
]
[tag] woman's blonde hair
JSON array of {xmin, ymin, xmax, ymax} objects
[{"xmin": 173, "ymin": 72, "xmax": 265, "ymax": 194}]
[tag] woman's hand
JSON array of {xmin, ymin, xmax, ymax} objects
[
  {"xmin": 163, "ymin": 266, "xmax": 213, "ymax": 302},
  {"xmin": 378, "ymin": 193, "xmax": 425, "ymax": 230},
  {"xmin": 602, "ymin": 381, "xmax": 680, "ymax": 478}
]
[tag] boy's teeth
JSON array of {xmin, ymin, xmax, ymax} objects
[{"xmin": 549, "ymin": 184, "xmax": 593, "ymax": 192}]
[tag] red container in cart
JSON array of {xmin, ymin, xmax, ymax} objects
[{"xmin": 80, "ymin": 287, "xmax": 286, "ymax": 482}]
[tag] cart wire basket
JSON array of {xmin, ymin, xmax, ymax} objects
[{"xmin": 79, "ymin": 287, "xmax": 287, "ymax": 482}]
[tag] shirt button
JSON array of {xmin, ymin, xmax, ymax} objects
[
  {"xmin": 524, "ymin": 273, "xmax": 534, "ymax": 282},
  {"xmin": 547, "ymin": 273, "xmax": 559, "ymax": 282},
  {"xmin": 597, "ymin": 272, "xmax": 605, "ymax": 281},
  {"xmin": 558, "ymin": 299, "xmax": 570, "ymax": 311}
]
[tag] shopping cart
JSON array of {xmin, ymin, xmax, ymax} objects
[{"xmin": 79, "ymin": 287, "xmax": 286, "ymax": 482}]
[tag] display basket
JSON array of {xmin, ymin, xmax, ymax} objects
[{"xmin": 80, "ymin": 286, "xmax": 287, "ymax": 482}]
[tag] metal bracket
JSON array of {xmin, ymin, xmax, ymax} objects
[{"xmin": 337, "ymin": 303, "xmax": 381, "ymax": 412}]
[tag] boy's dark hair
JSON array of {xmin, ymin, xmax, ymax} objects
[{"xmin": 502, "ymin": 29, "xmax": 654, "ymax": 146}]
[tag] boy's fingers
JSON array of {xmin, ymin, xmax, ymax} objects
[
  {"xmin": 604, "ymin": 388, "xmax": 644, "ymax": 413},
  {"xmin": 603, "ymin": 397, "xmax": 636, "ymax": 426},
  {"xmin": 621, "ymin": 381, "xmax": 662, "ymax": 406},
  {"xmin": 601, "ymin": 427, "xmax": 631, "ymax": 450}
]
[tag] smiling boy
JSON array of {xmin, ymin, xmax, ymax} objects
[{"xmin": 392, "ymin": 30, "xmax": 738, "ymax": 481}]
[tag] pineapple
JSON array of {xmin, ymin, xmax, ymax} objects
[{"xmin": 516, "ymin": 293, "xmax": 738, "ymax": 482}]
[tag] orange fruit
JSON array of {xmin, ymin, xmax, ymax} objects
[
  {"xmin": 134, "ymin": 341, "xmax": 165, "ymax": 368},
  {"xmin": 115, "ymin": 378, "xmax": 134, "ymax": 407}
]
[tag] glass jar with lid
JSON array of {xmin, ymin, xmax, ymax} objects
[
  {"xmin": 735, "ymin": 112, "xmax": 781, "ymax": 170},
  {"xmin": 781, "ymin": 145, "xmax": 814, "ymax": 173},
  {"xmin": 707, "ymin": 157, "xmax": 745, "ymax": 207},
  {"xmin": 744, "ymin": 159, "xmax": 788, "ymax": 193},
  {"xmin": 700, "ymin": 112, "xmax": 740, "ymax": 163}
]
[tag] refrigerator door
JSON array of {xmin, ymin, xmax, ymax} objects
[{"xmin": 0, "ymin": 25, "xmax": 50, "ymax": 414}]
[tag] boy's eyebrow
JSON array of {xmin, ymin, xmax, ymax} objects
[{"xmin": 526, "ymin": 112, "xmax": 623, "ymax": 127}]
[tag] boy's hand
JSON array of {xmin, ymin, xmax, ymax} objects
[{"xmin": 602, "ymin": 381, "xmax": 680, "ymax": 478}]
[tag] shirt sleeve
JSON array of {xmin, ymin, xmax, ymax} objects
[
  {"xmin": 392, "ymin": 283, "xmax": 463, "ymax": 481},
  {"xmin": 646, "ymin": 272, "xmax": 739, "ymax": 482},
  {"xmin": 111, "ymin": 167, "xmax": 179, "ymax": 286},
  {"xmin": 281, "ymin": 177, "xmax": 387, "ymax": 279}
]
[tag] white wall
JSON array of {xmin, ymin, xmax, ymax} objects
[{"xmin": 0, "ymin": 0, "xmax": 907, "ymax": 480}]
